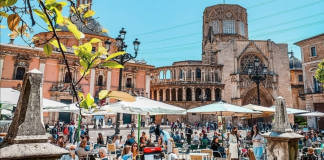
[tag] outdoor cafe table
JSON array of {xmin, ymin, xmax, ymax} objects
[{"xmin": 189, "ymin": 153, "xmax": 209, "ymax": 159}]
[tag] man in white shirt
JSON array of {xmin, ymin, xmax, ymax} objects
[{"xmin": 161, "ymin": 118, "xmax": 164, "ymax": 125}]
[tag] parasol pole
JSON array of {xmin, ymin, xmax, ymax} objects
[{"xmin": 138, "ymin": 114, "xmax": 140, "ymax": 144}]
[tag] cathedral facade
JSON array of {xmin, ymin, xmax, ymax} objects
[{"xmin": 150, "ymin": 4, "xmax": 293, "ymax": 124}]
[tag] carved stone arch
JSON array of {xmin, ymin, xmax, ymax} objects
[
  {"xmin": 12, "ymin": 54, "xmax": 32, "ymax": 80},
  {"xmin": 241, "ymin": 84, "xmax": 274, "ymax": 107},
  {"xmin": 237, "ymin": 41, "xmax": 268, "ymax": 61},
  {"xmin": 208, "ymin": 10, "xmax": 219, "ymax": 21},
  {"xmin": 223, "ymin": 9, "xmax": 236, "ymax": 20}
]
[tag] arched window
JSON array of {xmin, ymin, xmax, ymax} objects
[
  {"xmin": 15, "ymin": 67, "xmax": 25, "ymax": 80},
  {"xmin": 216, "ymin": 88, "xmax": 221, "ymax": 101},
  {"xmin": 64, "ymin": 72, "xmax": 72, "ymax": 83},
  {"xmin": 195, "ymin": 88, "xmax": 202, "ymax": 101},
  {"xmin": 206, "ymin": 88, "xmax": 211, "ymax": 101},
  {"xmin": 187, "ymin": 69, "xmax": 191, "ymax": 78},
  {"xmin": 186, "ymin": 88, "xmax": 191, "ymax": 101},
  {"xmin": 98, "ymin": 75, "xmax": 103, "ymax": 86},
  {"xmin": 180, "ymin": 70, "xmax": 183, "ymax": 79},
  {"xmin": 209, "ymin": 20, "xmax": 219, "ymax": 34},
  {"xmin": 166, "ymin": 89, "xmax": 170, "ymax": 101},
  {"xmin": 171, "ymin": 89, "xmax": 176, "ymax": 101},
  {"xmin": 196, "ymin": 68, "xmax": 201, "ymax": 78},
  {"xmin": 178, "ymin": 88, "xmax": 183, "ymax": 101}
]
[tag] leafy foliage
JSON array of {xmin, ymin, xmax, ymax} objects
[{"xmin": 315, "ymin": 59, "xmax": 324, "ymax": 86}]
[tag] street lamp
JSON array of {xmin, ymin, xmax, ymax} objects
[
  {"xmin": 247, "ymin": 59, "xmax": 267, "ymax": 106},
  {"xmin": 105, "ymin": 28, "xmax": 140, "ymax": 135}
]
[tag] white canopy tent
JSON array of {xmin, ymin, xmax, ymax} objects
[
  {"xmin": 270, "ymin": 106, "xmax": 309, "ymax": 114},
  {"xmin": 0, "ymin": 88, "xmax": 68, "ymax": 110},
  {"xmin": 187, "ymin": 101, "xmax": 260, "ymax": 116},
  {"xmin": 296, "ymin": 112, "xmax": 324, "ymax": 117},
  {"xmin": 107, "ymin": 96, "xmax": 186, "ymax": 115}
]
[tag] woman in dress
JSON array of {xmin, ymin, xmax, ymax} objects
[
  {"xmin": 228, "ymin": 126, "xmax": 239, "ymax": 160},
  {"xmin": 252, "ymin": 125, "xmax": 263, "ymax": 160}
]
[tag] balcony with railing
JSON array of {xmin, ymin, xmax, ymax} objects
[{"xmin": 299, "ymin": 85, "xmax": 324, "ymax": 99}]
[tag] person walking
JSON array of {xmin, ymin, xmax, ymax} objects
[
  {"xmin": 252, "ymin": 125, "xmax": 263, "ymax": 160},
  {"xmin": 228, "ymin": 126, "xmax": 239, "ymax": 159},
  {"xmin": 166, "ymin": 118, "xmax": 169, "ymax": 125},
  {"xmin": 161, "ymin": 118, "xmax": 164, "ymax": 125},
  {"xmin": 185, "ymin": 125, "xmax": 192, "ymax": 145},
  {"xmin": 68, "ymin": 124, "xmax": 75, "ymax": 143}
]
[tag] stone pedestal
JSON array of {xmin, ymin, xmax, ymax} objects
[
  {"xmin": 0, "ymin": 69, "xmax": 68, "ymax": 160},
  {"xmin": 262, "ymin": 97, "xmax": 302, "ymax": 160}
]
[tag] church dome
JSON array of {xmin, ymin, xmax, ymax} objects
[
  {"xmin": 289, "ymin": 55, "xmax": 302, "ymax": 69},
  {"xmin": 55, "ymin": 15, "xmax": 109, "ymax": 37}
]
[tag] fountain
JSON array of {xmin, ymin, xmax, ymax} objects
[{"xmin": 262, "ymin": 96, "xmax": 303, "ymax": 160}]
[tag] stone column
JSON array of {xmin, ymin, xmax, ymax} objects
[
  {"xmin": 163, "ymin": 89, "xmax": 166, "ymax": 101},
  {"xmin": 211, "ymin": 87, "xmax": 215, "ymax": 101},
  {"xmin": 157, "ymin": 90, "xmax": 160, "ymax": 101},
  {"xmin": 176, "ymin": 89, "xmax": 178, "ymax": 101},
  {"xmin": 134, "ymin": 74, "xmax": 137, "ymax": 88},
  {"xmin": 169, "ymin": 88, "xmax": 172, "ymax": 101},
  {"xmin": 183, "ymin": 87, "xmax": 186, "ymax": 100},
  {"xmin": 192, "ymin": 87, "xmax": 195, "ymax": 101},
  {"xmin": 89, "ymin": 68, "xmax": 95, "ymax": 96},
  {"xmin": 146, "ymin": 74, "xmax": 150, "ymax": 98},
  {"xmin": 193, "ymin": 72, "xmax": 196, "ymax": 81},
  {"xmin": 106, "ymin": 69, "xmax": 112, "ymax": 102}
]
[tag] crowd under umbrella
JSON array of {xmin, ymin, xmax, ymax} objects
[
  {"xmin": 187, "ymin": 101, "xmax": 260, "ymax": 134},
  {"xmin": 0, "ymin": 88, "xmax": 68, "ymax": 111},
  {"xmin": 296, "ymin": 112, "xmax": 324, "ymax": 130},
  {"xmin": 106, "ymin": 96, "xmax": 187, "ymax": 144}
]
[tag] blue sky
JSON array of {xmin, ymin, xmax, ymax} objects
[{"xmin": 1, "ymin": 0, "xmax": 323, "ymax": 67}]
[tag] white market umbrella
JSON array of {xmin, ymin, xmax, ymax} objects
[
  {"xmin": 296, "ymin": 112, "xmax": 324, "ymax": 130},
  {"xmin": 107, "ymin": 96, "xmax": 186, "ymax": 115},
  {"xmin": 0, "ymin": 109, "xmax": 12, "ymax": 115},
  {"xmin": 187, "ymin": 101, "xmax": 260, "ymax": 116},
  {"xmin": 270, "ymin": 106, "xmax": 309, "ymax": 114},
  {"xmin": 0, "ymin": 88, "xmax": 68, "ymax": 110},
  {"xmin": 296, "ymin": 112, "xmax": 324, "ymax": 117}
]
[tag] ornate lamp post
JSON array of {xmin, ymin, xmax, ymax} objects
[
  {"xmin": 247, "ymin": 59, "xmax": 268, "ymax": 106},
  {"xmin": 105, "ymin": 28, "xmax": 140, "ymax": 135}
]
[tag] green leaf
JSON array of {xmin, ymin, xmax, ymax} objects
[
  {"xmin": 80, "ymin": 59, "xmax": 88, "ymax": 69},
  {"xmin": 78, "ymin": 91, "xmax": 84, "ymax": 100},
  {"xmin": 102, "ymin": 61, "xmax": 124, "ymax": 68},
  {"xmin": 99, "ymin": 90, "xmax": 109, "ymax": 100},
  {"xmin": 80, "ymin": 68, "xmax": 90, "ymax": 77},
  {"xmin": 102, "ymin": 28, "xmax": 108, "ymax": 33},
  {"xmin": 82, "ymin": 43, "xmax": 92, "ymax": 52},
  {"xmin": 66, "ymin": 23, "xmax": 84, "ymax": 40},
  {"xmin": 105, "ymin": 51, "xmax": 126, "ymax": 61},
  {"xmin": 98, "ymin": 46, "xmax": 108, "ymax": 55},
  {"xmin": 33, "ymin": 9, "xmax": 50, "ymax": 24},
  {"xmin": 83, "ymin": 10, "xmax": 95, "ymax": 18},
  {"xmin": 89, "ymin": 38, "xmax": 101, "ymax": 43},
  {"xmin": 0, "ymin": 11, "xmax": 8, "ymax": 18},
  {"xmin": 45, "ymin": 0, "xmax": 56, "ymax": 5},
  {"xmin": 53, "ymin": 7, "xmax": 64, "ymax": 24},
  {"xmin": 43, "ymin": 43, "xmax": 53, "ymax": 56},
  {"xmin": 0, "ymin": 0, "xmax": 17, "ymax": 7},
  {"xmin": 50, "ymin": 39, "xmax": 66, "ymax": 51},
  {"xmin": 85, "ymin": 93, "xmax": 95, "ymax": 107}
]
